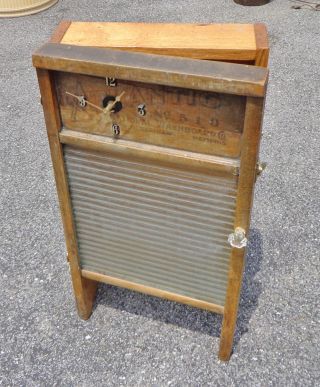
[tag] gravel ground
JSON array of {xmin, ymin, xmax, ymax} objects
[{"xmin": 0, "ymin": 0, "xmax": 319, "ymax": 385}]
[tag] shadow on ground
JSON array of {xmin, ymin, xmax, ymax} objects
[{"xmin": 92, "ymin": 228, "xmax": 263, "ymax": 350}]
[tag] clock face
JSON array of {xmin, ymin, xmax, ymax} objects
[{"xmin": 55, "ymin": 72, "xmax": 246, "ymax": 158}]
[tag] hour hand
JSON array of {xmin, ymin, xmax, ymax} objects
[
  {"xmin": 103, "ymin": 91, "xmax": 125, "ymax": 114},
  {"xmin": 65, "ymin": 91, "xmax": 103, "ymax": 112}
]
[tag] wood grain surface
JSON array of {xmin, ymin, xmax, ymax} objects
[
  {"xmin": 60, "ymin": 22, "xmax": 257, "ymax": 61},
  {"xmin": 49, "ymin": 20, "xmax": 71, "ymax": 43},
  {"xmin": 36, "ymin": 68, "xmax": 98, "ymax": 320},
  {"xmin": 59, "ymin": 129, "xmax": 240, "ymax": 177},
  {"xmin": 55, "ymin": 72, "xmax": 247, "ymax": 158},
  {"xmin": 219, "ymin": 97, "xmax": 265, "ymax": 361},
  {"xmin": 254, "ymin": 24, "xmax": 269, "ymax": 67},
  {"xmin": 32, "ymin": 43, "xmax": 268, "ymax": 98},
  {"xmin": 82, "ymin": 270, "xmax": 225, "ymax": 315}
]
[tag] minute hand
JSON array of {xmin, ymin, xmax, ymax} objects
[{"xmin": 66, "ymin": 91, "xmax": 104, "ymax": 112}]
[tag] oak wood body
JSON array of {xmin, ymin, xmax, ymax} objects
[
  {"xmin": 219, "ymin": 97, "xmax": 264, "ymax": 360},
  {"xmin": 34, "ymin": 25, "xmax": 268, "ymax": 361},
  {"xmin": 82, "ymin": 270, "xmax": 224, "ymax": 314},
  {"xmin": 56, "ymin": 72, "xmax": 246, "ymax": 158},
  {"xmin": 59, "ymin": 129, "xmax": 239, "ymax": 177},
  {"xmin": 50, "ymin": 21, "xmax": 269, "ymax": 66},
  {"xmin": 33, "ymin": 43, "xmax": 267, "ymax": 97},
  {"xmin": 36, "ymin": 68, "xmax": 97, "ymax": 319}
]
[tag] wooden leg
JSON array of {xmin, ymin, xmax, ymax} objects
[
  {"xmin": 71, "ymin": 274, "xmax": 98, "ymax": 320},
  {"xmin": 36, "ymin": 68, "xmax": 98, "ymax": 320},
  {"xmin": 219, "ymin": 98, "xmax": 264, "ymax": 360},
  {"xmin": 219, "ymin": 248, "xmax": 245, "ymax": 361},
  {"xmin": 219, "ymin": 312, "xmax": 236, "ymax": 361}
]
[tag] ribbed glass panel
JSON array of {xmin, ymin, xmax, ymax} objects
[{"xmin": 64, "ymin": 146, "xmax": 237, "ymax": 306}]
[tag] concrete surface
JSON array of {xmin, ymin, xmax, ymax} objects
[{"xmin": 0, "ymin": 0, "xmax": 319, "ymax": 385}]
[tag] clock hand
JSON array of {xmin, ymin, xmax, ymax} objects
[
  {"xmin": 103, "ymin": 91, "xmax": 125, "ymax": 114},
  {"xmin": 115, "ymin": 91, "xmax": 125, "ymax": 102},
  {"xmin": 66, "ymin": 91, "xmax": 104, "ymax": 112}
]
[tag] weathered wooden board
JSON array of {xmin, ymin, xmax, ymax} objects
[
  {"xmin": 33, "ymin": 44, "xmax": 268, "ymax": 97},
  {"xmin": 60, "ymin": 22, "xmax": 257, "ymax": 61},
  {"xmin": 50, "ymin": 22, "xmax": 269, "ymax": 66},
  {"xmin": 55, "ymin": 72, "xmax": 246, "ymax": 158}
]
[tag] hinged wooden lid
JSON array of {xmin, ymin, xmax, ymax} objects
[{"xmin": 49, "ymin": 21, "xmax": 269, "ymax": 67}]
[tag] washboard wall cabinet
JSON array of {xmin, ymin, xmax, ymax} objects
[{"xmin": 33, "ymin": 42, "xmax": 268, "ymax": 361}]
